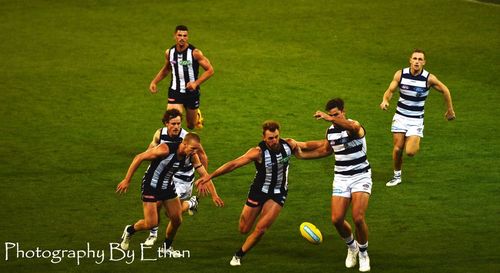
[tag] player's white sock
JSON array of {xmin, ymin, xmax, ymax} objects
[
  {"xmin": 150, "ymin": 226, "xmax": 158, "ymax": 237},
  {"xmin": 394, "ymin": 170, "xmax": 401, "ymax": 178},
  {"xmin": 344, "ymin": 234, "xmax": 357, "ymax": 250},
  {"xmin": 358, "ymin": 241, "xmax": 368, "ymax": 255}
]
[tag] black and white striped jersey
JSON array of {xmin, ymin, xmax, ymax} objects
[
  {"xmin": 157, "ymin": 127, "xmax": 194, "ymax": 184},
  {"xmin": 168, "ymin": 44, "xmax": 200, "ymax": 94},
  {"xmin": 252, "ymin": 139, "xmax": 292, "ymax": 194}
]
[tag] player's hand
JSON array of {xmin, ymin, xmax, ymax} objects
[
  {"xmin": 212, "ymin": 195, "xmax": 224, "ymax": 207},
  {"xmin": 149, "ymin": 82, "xmax": 158, "ymax": 93},
  {"xmin": 195, "ymin": 180, "xmax": 210, "ymax": 197},
  {"xmin": 445, "ymin": 109, "xmax": 456, "ymax": 121},
  {"xmin": 380, "ymin": 101, "xmax": 389, "ymax": 110},
  {"xmin": 116, "ymin": 179, "xmax": 130, "ymax": 194},
  {"xmin": 186, "ymin": 81, "xmax": 198, "ymax": 91},
  {"xmin": 195, "ymin": 175, "xmax": 211, "ymax": 186},
  {"xmin": 314, "ymin": 111, "xmax": 329, "ymax": 120}
]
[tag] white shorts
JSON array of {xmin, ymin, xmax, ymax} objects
[
  {"xmin": 332, "ymin": 170, "xmax": 372, "ymax": 198},
  {"xmin": 174, "ymin": 182, "xmax": 193, "ymax": 200},
  {"xmin": 391, "ymin": 114, "xmax": 424, "ymax": 137}
]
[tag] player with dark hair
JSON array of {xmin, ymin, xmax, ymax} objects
[
  {"xmin": 294, "ymin": 98, "xmax": 372, "ymax": 272},
  {"xmin": 380, "ymin": 49, "xmax": 456, "ymax": 186},
  {"xmin": 196, "ymin": 121, "xmax": 300, "ymax": 266},
  {"xmin": 116, "ymin": 132, "xmax": 219, "ymax": 254},
  {"xmin": 143, "ymin": 109, "xmax": 223, "ymax": 246},
  {"xmin": 149, "ymin": 25, "xmax": 214, "ymax": 130}
]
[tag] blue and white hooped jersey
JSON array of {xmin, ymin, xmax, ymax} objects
[
  {"xmin": 168, "ymin": 44, "xmax": 200, "ymax": 94},
  {"xmin": 327, "ymin": 123, "xmax": 371, "ymax": 176},
  {"xmin": 396, "ymin": 67, "xmax": 430, "ymax": 119},
  {"xmin": 158, "ymin": 127, "xmax": 194, "ymax": 184}
]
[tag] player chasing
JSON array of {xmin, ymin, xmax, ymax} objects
[
  {"xmin": 196, "ymin": 121, "xmax": 300, "ymax": 266},
  {"xmin": 294, "ymin": 98, "xmax": 372, "ymax": 272},
  {"xmin": 380, "ymin": 49, "xmax": 456, "ymax": 187},
  {"xmin": 116, "ymin": 133, "xmax": 222, "ymax": 255},
  {"xmin": 143, "ymin": 109, "xmax": 224, "ymax": 247},
  {"xmin": 149, "ymin": 25, "xmax": 214, "ymax": 130}
]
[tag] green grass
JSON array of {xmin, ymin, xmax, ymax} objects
[{"xmin": 1, "ymin": 0, "xmax": 499, "ymax": 272}]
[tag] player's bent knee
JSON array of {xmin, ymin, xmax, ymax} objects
[
  {"xmin": 406, "ymin": 149, "xmax": 419, "ymax": 157},
  {"xmin": 239, "ymin": 224, "xmax": 251, "ymax": 234},
  {"xmin": 331, "ymin": 215, "xmax": 344, "ymax": 227}
]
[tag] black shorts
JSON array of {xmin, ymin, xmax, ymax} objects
[
  {"xmin": 168, "ymin": 89, "xmax": 200, "ymax": 109},
  {"xmin": 141, "ymin": 180, "xmax": 178, "ymax": 203},
  {"xmin": 245, "ymin": 185, "xmax": 288, "ymax": 208}
]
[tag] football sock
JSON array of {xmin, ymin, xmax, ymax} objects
[
  {"xmin": 188, "ymin": 200, "xmax": 195, "ymax": 209},
  {"xmin": 235, "ymin": 248, "xmax": 246, "ymax": 258},
  {"xmin": 394, "ymin": 170, "xmax": 401, "ymax": 178},
  {"xmin": 126, "ymin": 225, "xmax": 136, "ymax": 235},
  {"xmin": 150, "ymin": 226, "xmax": 158, "ymax": 237},
  {"xmin": 344, "ymin": 234, "xmax": 357, "ymax": 250},
  {"xmin": 163, "ymin": 238, "xmax": 173, "ymax": 249},
  {"xmin": 358, "ymin": 242, "xmax": 368, "ymax": 254}
]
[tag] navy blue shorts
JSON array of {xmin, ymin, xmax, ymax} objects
[
  {"xmin": 245, "ymin": 185, "xmax": 287, "ymax": 208},
  {"xmin": 168, "ymin": 89, "xmax": 200, "ymax": 109}
]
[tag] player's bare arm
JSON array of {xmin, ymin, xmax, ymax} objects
[
  {"xmin": 196, "ymin": 143, "xmax": 209, "ymax": 169},
  {"xmin": 380, "ymin": 70, "xmax": 402, "ymax": 110},
  {"xmin": 428, "ymin": 74, "xmax": 456, "ymax": 121},
  {"xmin": 314, "ymin": 111, "xmax": 364, "ymax": 138},
  {"xmin": 186, "ymin": 49, "xmax": 214, "ymax": 91},
  {"xmin": 147, "ymin": 128, "xmax": 162, "ymax": 149},
  {"xmin": 196, "ymin": 147, "xmax": 261, "ymax": 185},
  {"xmin": 149, "ymin": 49, "xmax": 172, "ymax": 93},
  {"xmin": 294, "ymin": 139, "xmax": 332, "ymax": 159},
  {"xmin": 116, "ymin": 144, "xmax": 170, "ymax": 194}
]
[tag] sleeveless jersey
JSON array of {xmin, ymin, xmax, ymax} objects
[
  {"xmin": 327, "ymin": 123, "xmax": 371, "ymax": 176},
  {"xmin": 158, "ymin": 127, "xmax": 194, "ymax": 184},
  {"xmin": 142, "ymin": 142, "xmax": 191, "ymax": 190},
  {"xmin": 396, "ymin": 67, "xmax": 430, "ymax": 119},
  {"xmin": 168, "ymin": 44, "xmax": 200, "ymax": 93},
  {"xmin": 252, "ymin": 139, "xmax": 292, "ymax": 194}
]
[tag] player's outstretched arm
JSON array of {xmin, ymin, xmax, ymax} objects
[
  {"xmin": 380, "ymin": 70, "xmax": 401, "ymax": 110},
  {"xmin": 293, "ymin": 139, "xmax": 333, "ymax": 159},
  {"xmin": 116, "ymin": 144, "xmax": 170, "ymax": 194},
  {"xmin": 191, "ymin": 154, "xmax": 224, "ymax": 207}
]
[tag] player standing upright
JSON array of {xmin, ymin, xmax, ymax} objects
[
  {"xmin": 295, "ymin": 98, "xmax": 372, "ymax": 272},
  {"xmin": 149, "ymin": 25, "xmax": 214, "ymax": 129},
  {"xmin": 380, "ymin": 49, "xmax": 456, "ymax": 187}
]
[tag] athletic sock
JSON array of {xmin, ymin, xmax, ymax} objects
[
  {"xmin": 150, "ymin": 226, "xmax": 158, "ymax": 237},
  {"xmin": 358, "ymin": 242, "xmax": 368, "ymax": 256},
  {"xmin": 343, "ymin": 234, "xmax": 357, "ymax": 250},
  {"xmin": 163, "ymin": 238, "xmax": 173, "ymax": 249},
  {"xmin": 394, "ymin": 170, "xmax": 402, "ymax": 178},
  {"xmin": 235, "ymin": 248, "xmax": 246, "ymax": 258},
  {"xmin": 126, "ymin": 225, "xmax": 136, "ymax": 235}
]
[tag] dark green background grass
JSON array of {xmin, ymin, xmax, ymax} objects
[{"xmin": 1, "ymin": 0, "xmax": 499, "ymax": 272}]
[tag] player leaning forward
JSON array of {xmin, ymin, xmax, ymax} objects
[
  {"xmin": 295, "ymin": 98, "xmax": 372, "ymax": 272},
  {"xmin": 116, "ymin": 132, "xmax": 218, "ymax": 253}
]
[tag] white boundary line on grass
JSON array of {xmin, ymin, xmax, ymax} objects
[{"xmin": 464, "ymin": 0, "xmax": 500, "ymax": 6}]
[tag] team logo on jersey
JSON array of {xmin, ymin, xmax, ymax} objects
[
  {"xmin": 400, "ymin": 84, "xmax": 410, "ymax": 90},
  {"xmin": 179, "ymin": 60, "xmax": 192, "ymax": 66},
  {"xmin": 265, "ymin": 155, "xmax": 291, "ymax": 168}
]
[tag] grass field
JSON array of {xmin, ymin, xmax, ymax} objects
[{"xmin": 1, "ymin": 0, "xmax": 499, "ymax": 272}]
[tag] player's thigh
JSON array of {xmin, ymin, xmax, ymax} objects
[
  {"xmin": 185, "ymin": 108, "xmax": 198, "ymax": 124},
  {"xmin": 351, "ymin": 192, "xmax": 370, "ymax": 220},
  {"xmin": 167, "ymin": 103, "xmax": 184, "ymax": 113},
  {"xmin": 163, "ymin": 197, "xmax": 183, "ymax": 220},
  {"xmin": 331, "ymin": 196, "xmax": 351, "ymax": 222},
  {"xmin": 392, "ymin": 133, "xmax": 406, "ymax": 149},
  {"xmin": 255, "ymin": 200, "xmax": 283, "ymax": 229},
  {"xmin": 143, "ymin": 202, "xmax": 159, "ymax": 225},
  {"xmin": 239, "ymin": 205, "xmax": 262, "ymax": 230},
  {"xmin": 405, "ymin": 136, "xmax": 421, "ymax": 154}
]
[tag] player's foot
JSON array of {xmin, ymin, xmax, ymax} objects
[
  {"xmin": 195, "ymin": 109, "xmax": 204, "ymax": 129},
  {"xmin": 120, "ymin": 225, "xmax": 132, "ymax": 250},
  {"xmin": 359, "ymin": 251, "xmax": 371, "ymax": 272},
  {"xmin": 345, "ymin": 243, "xmax": 359, "ymax": 268},
  {"xmin": 143, "ymin": 235, "xmax": 157, "ymax": 246},
  {"xmin": 159, "ymin": 245, "xmax": 182, "ymax": 258},
  {"xmin": 386, "ymin": 177, "xmax": 402, "ymax": 187},
  {"xmin": 230, "ymin": 255, "xmax": 241, "ymax": 266},
  {"xmin": 188, "ymin": 196, "xmax": 199, "ymax": 216}
]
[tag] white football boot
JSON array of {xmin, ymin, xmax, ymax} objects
[
  {"xmin": 120, "ymin": 225, "xmax": 132, "ymax": 250},
  {"xmin": 143, "ymin": 235, "xmax": 158, "ymax": 246},
  {"xmin": 230, "ymin": 255, "xmax": 241, "ymax": 266},
  {"xmin": 345, "ymin": 242, "xmax": 359, "ymax": 268},
  {"xmin": 359, "ymin": 251, "xmax": 371, "ymax": 272},
  {"xmin": 386, "ymin": 177, "xmax": 402, "ymax": 187}
]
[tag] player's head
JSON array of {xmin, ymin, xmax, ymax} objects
[
  {"xmin": 409, "ymin": 49, "xmax": 426, "ymax": 72},
  {"xmin": 262, "ymin": 120, "xmax": 281, "ymax": 151},
  {"xmin": 174, "ymin": 25, "xmax": 189, "ymax": 46},
  {"xmin": 162, "ymin": 109, "xmax": 182, "ymax": 136},
  {"xmin": 181, "ymin": 132, "xmax": 201, "ymax": 156},
  {"xmin": 325, "ymin": 98, "xmax": 346, "ymax": 120}
]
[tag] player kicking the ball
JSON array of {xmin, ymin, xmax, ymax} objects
[
  {"xmin": 196, "ymin": 121, "xmax": 300, "ymax": 266},
  {"xmin": 143, "ymin": 109, "xmax": 223, "ymax": 247},
  {"xmin": 294, "ymin": 98, "xmax": 372, "ymax": 272},
  {"xmin": 116, "ymin": 133, "xmax": 223, "ymax": 254}
]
